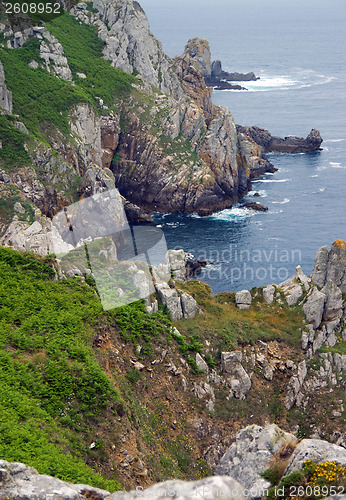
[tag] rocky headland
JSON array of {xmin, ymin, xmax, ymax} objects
[
  {"xmin": 237, "ymin": 125, "xmax": 323, "ymax": 153},
  {"xmin": 0, "ymin": 5, "xmax": 322, "ymax": 227},
  {"xmin": 183, "ymin": 37, "xmax": 259, "ymax": 91}
]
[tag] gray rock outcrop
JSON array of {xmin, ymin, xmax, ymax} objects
[
  {"xmin": 165, "ymin": 249, "xmax": 187, "ymax": 280},
  {"xmin": 215, "ymin": 424, "xmax": 297, "ymax": 499},
  {"xmin": 284, "ymin": 439, "xmax": 346, "ymax": 476},
  {"xmin": 302, "ymin": 288, "xmax": 326, "ymax": 329},
  {"xmin": 155, "ymin": 283, "xmax": 199, "ymax": 320},
  {"xmin": 311, "ymin": 241, "xmax": 346, "ymax": 292},
  {"xmin": 235, "ymin": 289, "xmax": 252, "ymax": 310},
  {"xmin": 0, "ymin": 460, "xmax": 110, "ymax": 500},
  {"xmin": 39, "ymin": 30, "xmax": 73, "ymax": 81},
  {"xmin": 71, "ymin": 0, "xmax": 181, "ymax": 95}
]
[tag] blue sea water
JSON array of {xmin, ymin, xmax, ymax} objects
[{"xmin": 139, "ymin": 0, "xmax": 346, "ymax": 293}]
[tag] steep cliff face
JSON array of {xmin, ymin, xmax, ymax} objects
[
  {"xmin": 71, "ymin": 0, "xmax": 182, "ymax": 96},
  {"xmin": 0, "ymin": 0, "xmax": 274, "ymax": 224}
]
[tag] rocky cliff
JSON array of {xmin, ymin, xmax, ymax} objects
[
  {"xmin": 0, "ymin": 241, "xmax": 344, "ymax": 492},
  {"xmin": 0, "ymin": 0, "xmax": 278, "ymax": 225}
]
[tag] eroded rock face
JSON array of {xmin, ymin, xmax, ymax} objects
[
  {"xmin": 215, "ymin": 424, "xmax": 297, "ymax": 499},
  {"xmin": 72, "ymin": 0, "xmax": 181, "ymax": 96},
  {"xmin": 302, "ymin": 288, "xmax": 326, "ymax": 329},
  {"xmin": 183, "ymin": 38, "xmax": 212, "ymax": 78}
]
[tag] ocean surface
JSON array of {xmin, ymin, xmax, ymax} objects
[{"xmin": 139, "ymin": 0, "xmax": 346, "ymax": 293}]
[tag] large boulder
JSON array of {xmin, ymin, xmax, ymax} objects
[
  {"xmin": 155, "ymin": 283, "xmax": 183, "ymax": 320},
  {"xmin": 284, "ymin": 439, "xmax": 346, "ymax": 476},
  {"xmin": 215, "ymin": 424, "xmax": 297, "ymax": 499},
  {"xmin": 235, "ymin": 290, "xmax": 252, "ymax": 310},
  {"xmin": 109, "ymin": 476, "xmax": 246, "ymax": 499}
]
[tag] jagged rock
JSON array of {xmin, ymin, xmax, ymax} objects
[
  {"xmin": 165, "ymin": 249, "xmax": 187, "ymax": 280},
  {"xmin": 39, "ymin": 31, "xmax": 73, "ymax": 81},
  {"xmin": 184, "ymin": 38, "xmax": 212, "ymax": 77},
  {"xmin": 285, "ymin": 360, "xmax": 307, "ymax": 409},
  {"xmin": 74, "ymin": 0, "xmax": 181, "ymax": 95},
  {"xmin": 215, "ymin": 424, "xmax": 297, "ymax": 499},
  {"xmin": 83, "ymin": 165, "xmax": 116, "ymax": 195},
  {"xmin": 235, "ymin": 289, "xmax": 252, "ymax": 310},
  {"xmin": 321, "ymin": 281, "xmax": 343, "ymax": 324},
  {"xmin": 284, "ymin": 283, "xmax": 303, "ymax": 306},
  {"xmin": 311, "ymin": 245, "xmax": 329, "ymax": 287},
  {"xmin": 256, "ymin": 342, "xmax": 274, "ymax": 381},
  {"xmin": 155, "ymin": 283, "xmax": 183, "ymax": 320},
  {"xmin": 303, "ymin": 288, "xmax": 326, "ymax": 329},
  {"xmin": 195, "ymin": 353, "xmax": 209, "ymax": 373},
  {"xmin": 325, "ymin": 240, "xmax": 346, "ymax": 292},
  {"xmin": 0, "ymin": 216, "xmax": 74, "ymax": 256},
  {"xmin": 14, "ymin": 121, "xmax": 28, "ymax": 134},
  {"xmin": 263, "ymin": 285, "xmax": 275, "ymax": 304},
  {"xmin": 0, "ymin": 459, "xmax": 110, "ymax": 499},
  {"xmin": 243, "ymin": 201, "xmax": 268, "ymax": 212},
  {"xmin": 123, "ymin": 201, "xmax": 153, "ymax": 223},
  {"xmin": 181, "ymin": 292, "xmax": 199, "ymax": 319},
  {"xmin": 185, "ymin": 253, "xmax": 208, "ymax": 277},
  {"xmin": 221, "ymin": 351, "xmax": 251, "ymax": 399},
  {"xmin": 284, "ymin": 439, "xmax": 346, "ymax": 476},
  {"xmin": 108, "ymin": 476, "xmax": 246, "ymax": 499},
  {"xmin": 236, "ymin": 125, "xmax": 323, "ymax": 153},
  {"xmin": 0, "ymin": 61, "xmax": 12, "ymax": 113},
  {"xmin": 237, "ymin": 132, "xmax": 277, "ymax": 178}
]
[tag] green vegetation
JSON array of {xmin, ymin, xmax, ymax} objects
[
  {"xmin": 0, "ymin": 38, "xmax": 90, "ymax": 136},
  {"xmin": 175, "ymin": 281, "xmax": 305, "ymax": 351},
  {"xmin": 0, "ymin": 184, "xmax": 36, "ymax": 228},
  {"xmin": 47, "ymin": 13, "xmax": 135, "ymax": 107},
  {"xmin": 0, "ymin": 247, "xmax": 121, "ymax": 490},
  {"xmin": 0, "ymin": 115, "xmax": 31, "ymax": 169},
  {"xmin": 0, "ymin": 14, "xmax": 134, "ymax": 138}
]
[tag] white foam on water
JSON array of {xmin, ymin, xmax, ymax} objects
[
  {"xmin": 248, "ymin": 189, "xmax": 268, "ymax": 198},
  {"xmin": 253, "ymin": 178, "xmax": 291, "ymax": 183},
  {"xmin": 206, "ymin": 206, "xmax": 256, "ymax": 222},
  {"xmin": 330, "ymin": 162, "xmax": 344, "ymax": 168},
  {"xmin": 217, "ymin": 69, "xmax": 335, "ymax": 93},
  {"xmin": 271, "ymin": 198, "xmax": 290, "ymax": 204},
  {"xmin": 324, "ymin": 139, "xmax": 346, "ymax": 143},
  {"xmin": 310, "ymin": 175, "xmax": 319, "ymax": 178}
]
